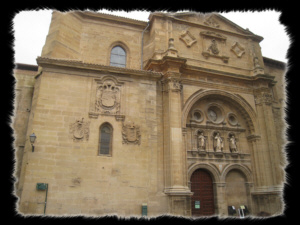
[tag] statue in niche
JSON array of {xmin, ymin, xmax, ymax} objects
[
  {"xmin": 253, "ymin": 56, "xmax": 260, "ymax": 68},
  {"xmin": 213, "ymin": 132, "xmax": 223, "ymax": 152},
  {"xmin": 207, "ymin": 39, "xmax": 219, "ymax": 55},
  {"xmin": 229, "ymin": 134, "xmax": 238, "ymax": 153},
  {"xmin": 197, "ymin": 132, "xmax": 206, "ymax": 151}
]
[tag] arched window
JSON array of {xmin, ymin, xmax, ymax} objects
[
  {"xmin": 110, "ymin": 46, "xmax": 126, "ymax": 68},
  {"xmin": 99, "ymin": 123, "xmax": 113, "ymax": 156}
]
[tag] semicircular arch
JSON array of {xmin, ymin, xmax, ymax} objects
[
  {"xmin": 188, "ymin": 163, "xmax": 221, "ymax": 183},
  {"xmin": 221, "ymin": 163, "xmax": 253, "ymax": 183},
  {"xmin": 182, "ymin": 89, "xmax": 257, "ymax": 133}
]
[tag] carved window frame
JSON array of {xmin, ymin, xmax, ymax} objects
[{"xmin": 98, "ymin": 122, "xmax": 113, "ymax": 156}]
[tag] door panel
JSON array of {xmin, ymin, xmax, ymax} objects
[{"xmin": 191, "ymin": 169, "xmax": 215, "ymax": 216}]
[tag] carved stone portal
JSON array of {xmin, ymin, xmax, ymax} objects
[
  {"xmin": 122, "ymin": 121, "xmax": 141, "ymax": 145},
  {"xmin": 70, "ymin": 118, "xmax": 90, "ymax": 142}
]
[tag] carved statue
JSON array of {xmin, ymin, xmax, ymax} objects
[
  {"xmin": 197, "ymin": 132, "xmax": 206, "ymax": 150},
  {"xmin": 229, "ymin": 134, "xmax": 238, "ymax": 153},
  {"xmin": 214, "ymin": 132, "xmax": 223, "ymax": 152},
  {"xmin": 253, "ymin": 56, "xmax": 261, "ymax": 68},
  {"xmin": 208, "ymin": 39, "xmax": 219, "ymax": 55}
]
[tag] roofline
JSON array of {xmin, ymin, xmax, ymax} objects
[
  {"xmin": 263, "ymin": 57, "xmax": 286, "ymax": 69},
  {"xmin": 149, "ymin": 12, "xmax": 264, "ymax": 43},
  {"xmin": 14, "ymin": 63, "xmax": 38, "ymax": 71},
  {"xmin": 72, "ymin": 11, "xmax": 148, "ymax": 29}
]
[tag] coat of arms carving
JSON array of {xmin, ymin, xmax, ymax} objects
[
  {"xmin": 95, "ymin": 80, "xmax": 120, "ymax": 114},
  {"xmin": 122, "ymin": 121, "xmax": 141, "ymax": 145},
  {"xmin": 69, "ymin": 118, "xmax": 90, "ymax": 142}
]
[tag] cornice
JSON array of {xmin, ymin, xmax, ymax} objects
[
  {"xmin": 149, "ymin": 12, "xmax": 264, "ymax": 43},
  {"xmin": 74, "ymin": 11, "xmax": 148, "ymax": 30},
  {"xmin": 181, "ymin": 64, "xmax": 275, "ymax": 83},
  {"xmin": 36, "ymin": 57, "xmax": 162, "ymax": 80}
]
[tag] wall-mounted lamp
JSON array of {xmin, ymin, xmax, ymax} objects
[{"xmin": 29, "ymin": 133, "xmax": 36, "ymax": 152}]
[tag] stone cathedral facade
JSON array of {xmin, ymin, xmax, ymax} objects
[{"xmin": 13, "ymin": 11, "xmax": 287, "ymax": 217}]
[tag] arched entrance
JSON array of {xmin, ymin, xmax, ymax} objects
[{"xmin": 191, "ymin": 169, "xmax": 215, "ymax": 216}]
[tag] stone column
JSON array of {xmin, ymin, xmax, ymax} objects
[
  {"xmin": 145, "ymin": 38, "xmax": 192, "ymax": 216},
  {"xmin": 254, "ymin": 87, "xmax": 284, "ymax": 188},
  {"xmin": 161, "ymin": 39, "xmax": 192, "ymax": 216},
  {"xmin": 215, "ymin": 182, "xmax": 227, "ymax": 217},
  {"xmin": 249, "ymin": 84, "xmax": 284, "ymax": 215}
]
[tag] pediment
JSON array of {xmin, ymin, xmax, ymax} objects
[{"xmin": 171, "ymin": 12, "xmax": 258, "ymax": 37}]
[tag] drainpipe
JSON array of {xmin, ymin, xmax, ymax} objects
[{"xmin": 141, "ymin": 22, "xmax": 150, "ymax": 70}]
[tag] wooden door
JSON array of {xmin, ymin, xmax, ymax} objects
[{"xmin": 191, "ymin": 169, "xmax": 215, "ymax": 216}]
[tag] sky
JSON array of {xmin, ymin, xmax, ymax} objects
[{"xmin": 13, "ymin": 9, "xmax": 290, "ymax": 65}]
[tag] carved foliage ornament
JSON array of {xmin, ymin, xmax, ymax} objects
[
  {"xmin": 122, "ymin": 121, "xmax": 141, "ymax": 145},
  {"xmin": 70, "ymin": 118, "xmax": 90, "ymax": 142},
  {"xmin": 162, "ymin": 77, "xmax": 182, "ymax": 92}
]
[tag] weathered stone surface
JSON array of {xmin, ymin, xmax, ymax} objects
[{"xmin": 13, "ymin": 11, "xmax": 286, "ymax": 218}]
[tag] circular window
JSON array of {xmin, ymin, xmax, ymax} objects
[
  {"xmin": 207, "ymin": 105, "xmax": 224, "ymax": 124},
  {"xmin": 194, "ymin": 112, "xmax": 202, "ymax": 120},
  {"xmin": 208, "ymin": 109, "xmax": 217, "ymax": 121},
  {"xmin": 191, "ymin": 110, "xmax": 204, "ymax": 123},
  {"xmin": 228, "ymin": 113, "xmax": 238, "ymax": 126}
]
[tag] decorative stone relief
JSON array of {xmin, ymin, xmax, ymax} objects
[
  {"xmin": 231, "ymin": 42, "xmax": 245, "ymax": 58},
  {"xmin": 95, "ymin": 80, "xmax": 120, "ymax": 113},
  {"xmin": 179, "ymin": 30, "xmax": 197, "ymax": 47},
  {"xmin": 162, "ymin": 77, "xmax": 182, "ymax": 92},
  {"xmin": 200, "ymin": 31, "xmax": 229, "ymax": 63},
  {"xmin": 204, "ymin": 15, "xmax": 220, "ymax": 28},
  {"xmin": 69, "ymin": 118, "xmax": 90, "ymax": 142},
  {"xmin": 89, "ymin": 77, "xmax": 124, "ymax": 120},
  {"xmin": 254, "ymin": 90, "xmax": 273, "ymax": 105},
  {"xmin": 122, "ymin": 121, "xmax": 141, "ymax": 145}
]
